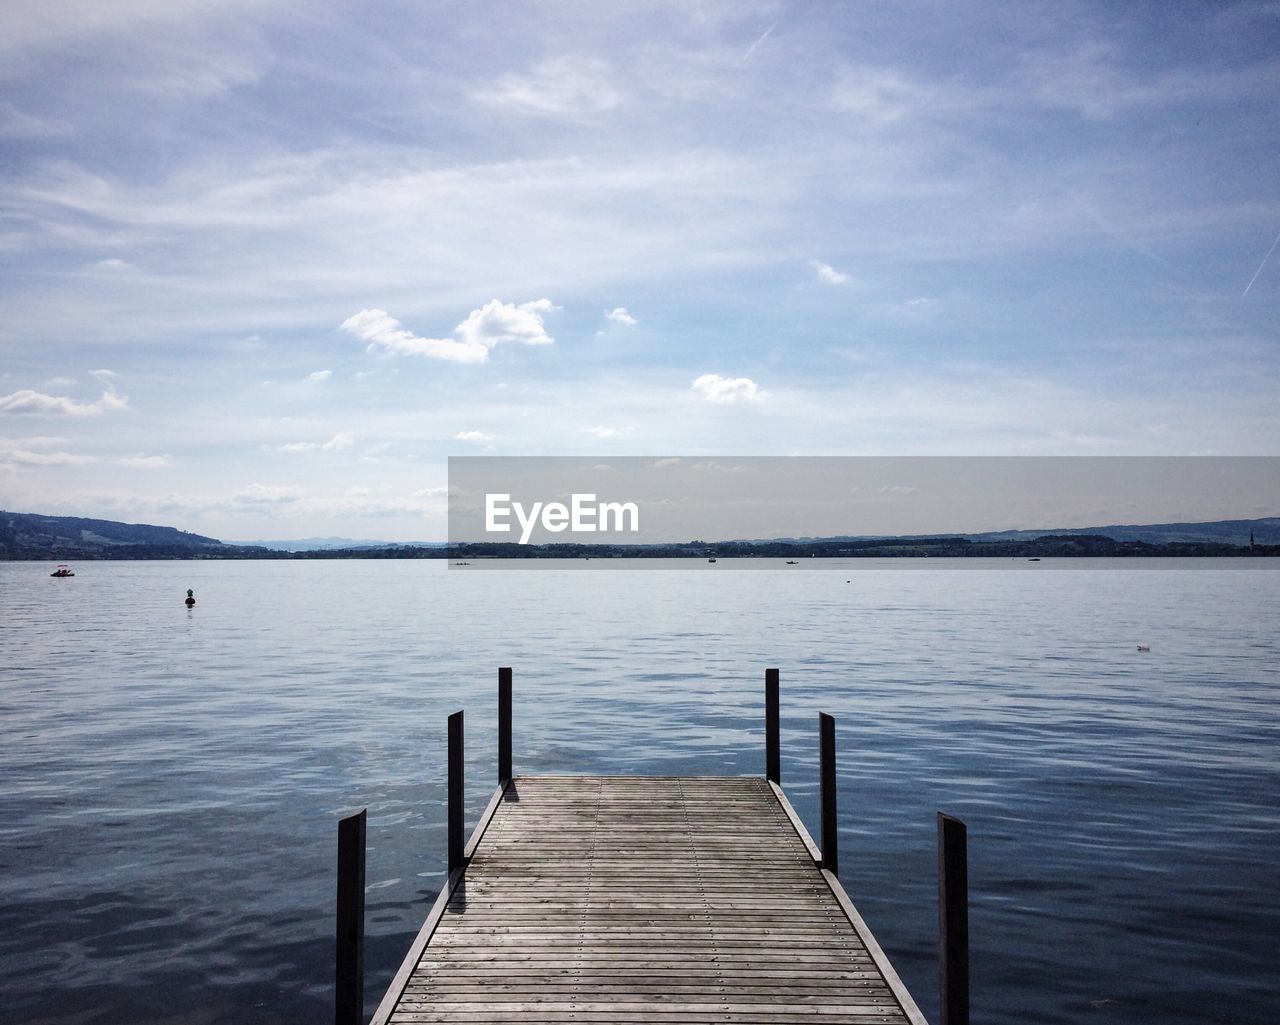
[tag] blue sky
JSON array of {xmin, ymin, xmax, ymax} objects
[{"xmin": 1, "ymin": 1, "xmax": 1278, "ymax": 540}]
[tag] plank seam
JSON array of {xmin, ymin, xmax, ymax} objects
[{"xmin": 378, "ymin": 776, "xmax": 928, "ymax": 1025}]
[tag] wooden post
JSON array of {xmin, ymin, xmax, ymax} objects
[
  {"xmin": 818, "ymin": 712, "xmax": 838, "ymax": 876},
  {"xmin": 335, "ymin": 809, "xmax": 366, "ymax": 1025},
  {"xmin": 938, "ymin": 812, "xmax": 970, "ymax": 1025},
  {"xmin": 498, "ymin": 667, "xmax": 512, "ymax": 782},
  {"xmin": 448, "ymin": 710, "xmax": 464, "ymax": 872},
  {"xmin": 765, "ymin": 668, "xmax": 780, "ymax": 784}
]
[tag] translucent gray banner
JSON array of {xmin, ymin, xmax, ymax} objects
[{"xmin": 447, "ymin": 456, "xmax": 1280, "ymax": 567}]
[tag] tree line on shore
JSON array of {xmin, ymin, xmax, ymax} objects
[{"xmin": 5, "ymin": 509, "xmax": 1277, "ymax": 561}]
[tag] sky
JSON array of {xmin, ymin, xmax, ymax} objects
[{"xmin": 1, "ymin": 1, "xmax": 1278, "ymax": 541}]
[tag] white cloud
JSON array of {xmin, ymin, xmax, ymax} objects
[
  {"xmin": 8, "ymin": 145, "xmax": 792, "ymax": 348},
  {"xmin": 893, "ymin": 296, "xmax": 936, "ymax": 317},
  {"xmin": 0, "ymin": 387, "xmax": 128, "ymax": 416},
  {"xmin": 278, "ymin": 432, "xmax": 353, "ymax": 453},
  {"xmin": 692, "ymin": 373, "xmax": 761, "ymax": 404},
  {"xmin": 234, "ymin": 483, "xmax": 303, "ymax": 505},
  {"xmin": 0, "ymin": 435, "xmax": 65, "ymax": 447},
  {"xmin": 455, "ymin": 430, "xmax": 494, "ymax": 444},
  {"xmin": 132, "ymin": 46, "xmax": 264, "ymax": 101},
  {"xmin": 473, "ymin": 56, "xmax": 622, "ymax": 119},
  {"xmin": 91, "ymin": 257, "xmax": 131, "ymax": 271},
  {"xmin": 831, "ymin": 66, "xmax": 931, "ymax": 123},
  {"xmin": 830, "ymin": 64, "xmax": 983, "ymax": 125},
  {"xmin": 586, "ymin": 425, "xmax": 618, "ymax": 438},
  {"xmin": 341, "ymin": 309, "xmax": 487, "ymax": 363},
  {"xmin": 119, "ymin": 454, "xmax": 172, "ymax": 468},
  {"xmin": 458, "ymin": 298, "xmax": 556, "ymax": 346},
  {"xmin": 810, "ymin": 260, "xmax": 851, "ymax": 285},
  {"xmin": 341, "ymin": 299, "xmax": 555, "ymax": 364},
  {"xmin": 3, "ymin": 450, "xmax": 97, "ymax": 466},
  {"xmin": 307, "ymin": 369, "xmax": 332, "ymax": 382},
  {"xmin": 0, "ymin": 436, "xmax": 96, "ymax": 466},
  {"xmin": 1017, "ymin": 43, "xmax": 1158, "ymax": 121},
  {"xmin": 0, "ymin": 100, "xmax": 73, "ymax": 139},
  {"xmin": 829, "ymin": 45, "xmax": 1244, "ymax": 132},
  {"xmin": 605, "ymin": 307, "xmax": 637, "ymax": 326}
]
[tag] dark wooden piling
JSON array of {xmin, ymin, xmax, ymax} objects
[
  {"xmin": 447, "ymin": 710, "xmax": 464, "ymax": 872},
  {"xmin": 765, "ymin": 667, "xmax": 780, "ymax": 783},
  {"xmin": 938, "ymin": 811, "xmax": 970, "ymax": 1025},
  {"xmin": 335, "ymin": 808, "xmax": 366, "ymax": 1025},
  {"xmin": 498, "ymin": 666, "xmax": 512, "ymax": 782},
  {"xmin": 819, "ymin": 711, "xmax": 838, "ymax": 876}
]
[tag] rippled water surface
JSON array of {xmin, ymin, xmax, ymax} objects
[{"xmin": 2, "ymin": 559, "xmax": 1278, "ymax": 1024}]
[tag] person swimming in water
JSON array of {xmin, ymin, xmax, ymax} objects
[{"xmin": 185, "ymin": 589, "xmax": 195, "ymax": 607}]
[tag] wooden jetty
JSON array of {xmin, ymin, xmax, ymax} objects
[{"xmin": 336, "ymin": 668, "xmax": 969, "ymax": 1025}]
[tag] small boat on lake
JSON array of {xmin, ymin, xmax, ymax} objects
[
  {"xmin": 50, "ymin": 564, "xmax": 75, "ymax": 577},
  {"xmin": 786, "ymin": 560, "xmax": 798, "ymax": 565}
]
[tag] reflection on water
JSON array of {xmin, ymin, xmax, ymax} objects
[{"xmin": 1, "ymin": 560, "xmax": 1277, "ymax": 1023}]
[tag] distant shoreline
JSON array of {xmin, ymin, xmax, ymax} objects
[
  {"xmin": 5, "ymin": 509, "xmax": 1278, "ymax": 561},
  {"xmin": 6, "ymin": 535, "xmax": 1279, "ymax": 561}
]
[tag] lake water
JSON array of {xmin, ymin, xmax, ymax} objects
[{"xmin": 2, "ymin": 559, "xmax": 1278, "ymax": 1024}]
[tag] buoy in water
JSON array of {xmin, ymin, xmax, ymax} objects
[{"xmin": 185, "ymin": 588, "xmax": 195, "ymax": 607}]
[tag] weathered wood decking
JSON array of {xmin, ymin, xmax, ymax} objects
[{"xmin": 369, "ymin": 775, "xmax": 927, "ymax": 1025}]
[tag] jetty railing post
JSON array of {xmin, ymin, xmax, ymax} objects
[
  {"xmin": 335, "ymin": 808, "xmax": 366, "ymax": 1025},
  {"xmin": 448, "ymin": 710, "xmax": 464, "ymax": 872},
  {"xmin": 765, "ymin": 668, "xmax": 780, "ymax": 784},
  {"xmin": 498, "ymin": 667, "xmax": 512, "ymax": 782},
  {"xmin": 938, "ymin": 812, "xmax": 970, "ymax": 1025},
  {"xmin": 818, "ymin": 712, "xmax": 838, "ymax": 875}
]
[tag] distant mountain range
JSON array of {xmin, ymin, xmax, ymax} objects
[
  {"xmin": 233, "ymin": 536, "xmax": 433, "ymax": 552},
  {"xmin": 762, "ymin": 517, "xmax": 1280, "ymax": 548},
  {"xmin": 972, "ymin": 518, "xmax": 1280, "ymax": 546},
  {"xmin": 2, "ymin": 509, "xmax": 1277, "ymax": 560},
  {"xmin": 0, "ymin": 510, "xmax": 257, "ymax": 560}
]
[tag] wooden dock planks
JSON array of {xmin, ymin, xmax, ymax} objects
[{"xmin": 373, "ymin": 775, "xmax": 926, "ymax": 1025}]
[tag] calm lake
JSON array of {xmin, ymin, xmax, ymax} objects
[{"xmin": 1, "ymin": 559, "xmax": 1277, "ymax": 1024}]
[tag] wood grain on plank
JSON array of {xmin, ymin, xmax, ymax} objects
[{"xmin": 378, "ymin": 776, "xmax": 920, "ymax": 1025}]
